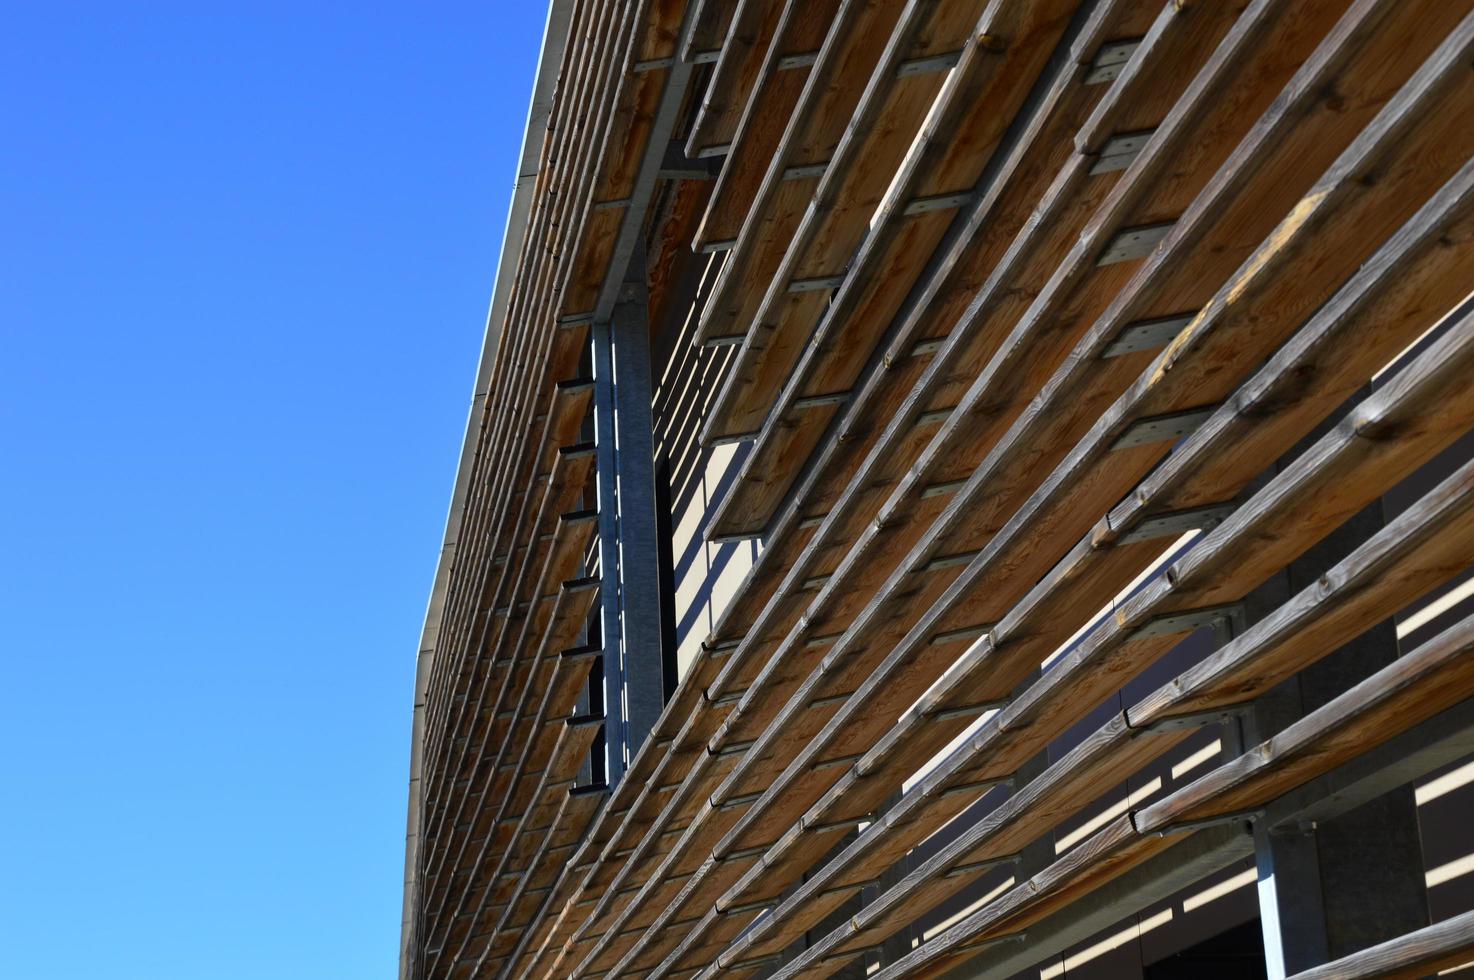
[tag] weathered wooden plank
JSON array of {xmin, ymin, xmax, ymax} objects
[
  {"xmin": 436, "ymin": 642, "xmax": 604, "ymax": 954},
  {"xmin": 419, "ymin": 437, "xmax": 597, "ymax": 875},
  {"xmin": 715, "ymin": 0, "xmax": 1463, "ymax": 848},
  {"xmin": 420, "ymin": 0, "xmax": 625, "ymax": 752},
  {"xmin": 874, "ymin": 599, "xmax": 1474, "ymax": 978},
  {"xmin": 419, "ymin": 433, "xmax": 596, "ymax": 886},
  {"xmin": 865, "ymin": 437, "xmax": 1474, "ymax": 980},
  {"xmin": 684, "ymin": 0, "xmax": 784, "ymax": 157},
  {"xmin": 547, "ymin": 2, "xmax": 1395, "ymax": 970},
  {"xmin": 721, "ymin": 713, "xmax": 1185, "ymax": 977},
  {"xmin": 425, "ymin": 7, "xmax": 1474, "ymax": 980},
  {"xmin": 628, "ymin": 117, "xmax": 1474, "ymax": 979},
  {"xmin": 700, "ymin": 0, "xmax": 1081, "ymax": 442},
  {"xmin": 747, "ymin": 381, "xmax": 1474, "ymax": 974},
  {"xmin": 421, "ymin": 573, "xmax": 601, "ymax": 954},
  {"xmin": 700, "ymin": 0, "xmax": 1306, "ymax": 732},
  {"xmin": 459, "ymin": 723, "xmax": 607, "ymax": 970},
  {"xmin": 693, "ymin": 0, "xmax": 912, "ymax": 344},
  {"xmin": 439, "ymin": 713, "xmax": 603, "ymax": 972},
  {"xmin": 475, "ymin": 786, "xmax": 608, "ymax": 977},
  {"xmin": 1143, "ymin": 612, "xmax": 1474, "ymax": 832},
  {"xmin": 1284, "ymin": 908, "xmax": 1474, "ymax": 980},
  {"xmin": 692, "ymin": 0, "xmax": 844, "ymax": 249},
  {"xmin": 417, "ymin": 1, "xmax": 702, "ymax": 959}
]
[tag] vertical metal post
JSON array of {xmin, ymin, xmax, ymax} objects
[
  {"xmin": 1245, "ymin": 497, "xmax": 1430, "ymax": 977},
  {"xmin": 594, "ymin": 256, "xmax": 666, "ymax": 787}
]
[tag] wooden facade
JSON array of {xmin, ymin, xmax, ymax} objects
[{"xmin": 402, "ymin": 2, "xmax": 1474, "ymax": 977}]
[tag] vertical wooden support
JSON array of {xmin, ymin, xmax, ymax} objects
[{"xmin": 595, "ymin": 255, "xmax": 667, "ymax": 787}]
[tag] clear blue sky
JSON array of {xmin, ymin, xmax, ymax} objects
[{"xmin": 1, "ymin": 4, "xmax": 545, "ymax": 977}]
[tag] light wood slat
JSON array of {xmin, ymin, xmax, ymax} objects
[
  {"xmin": 633, "ymin": 155, "xmax": 1474, "ymax": 978},
  {"xmin": 559, "ymin": 0, "xmax": 689, "ymax": 315},
  {"xmin": 875, "ymin": 605, "xmax": 1474, "ymax": 978},
  {"xmin": 420, "ymin": 0, "xmax": 619, "ymax": 746},
  {"xmin": 452, "ymin": 719, "xmax": 606, "ymax": 974},
  {"xmin": 415, "ymin": 0, "xmax": 695, "ymax": 960},
  {"xmin": 470, "ymin": 785, "xmax": 608, "ymax": 978},
  {"xmin": 592, "ymin": 0, "xmax": 1190, "ymax": 896},
  {"xmin": 423, "ymin": 368, "xmax": 593, "ymax": 769},
  {"xmin": 421, "ymin": 515, "xmax": 600, "ymax": 950},
  {"xmin": 696, "ymin": 195, "xmax": 1474, "ymax": 980},
  {"xmin": 419, "ymin": 434, "xmax": 597, "ymax": 879},
  {"xmin": 505, "ymin": 813, "xmax": 624, "ymax": 980},
  {"xmin": 697, "ymin": 0, "xmax": 1299, "ymax": 741},
  {"xmin": 419, "ymin": 427, "xmax": 595, "ymax": 889},
  {"xmin": 540, "ymin": 2, "xmax": 944, "ymax": 963},
  {"xmin": 436, "ymin": 0, "xmax": 678, "ymax": 778},
  {"xmin": 478, "ymin": 650, "xmax": 603, "ymax": 892},
  {"xmin": 548, "ymin": 0, "xmax": 1361, "ymax": 966},
  {"xmin": 684, "ymin": 0, "xmax": 785, "ymax": 158},
  {"xmin": 693, "ymin": 0, "xmax": 915, "ymax": 347},
  {"xmin": 711, "ymin": 0, "xmax": 1472, "ymax": 821},
  {"xmin": 1141, "ymin": 603, "xmax": 1474, "ymax": 829},
  {"xmin": 424, "ymin": 0, "xmax": 621, "ymax": 684},
  {"xmin": 709, "ymin": 44, "xmax": 1474, "ymax": 885},
  {"xmin": 421, "ymin": 573, "xmax": 601, "ymax": 955},
  {"xmin": 707, "ymin": 0, "xmax": 1409, "ymax": 746},
  {"xmin": 432, "ymin": 0, "xmax": 658, "ymax": 723},
  {"xmin": 698, "ymin": 0, "xmax": 1438, "ymax": 884},
  {"xmin": 424, "ymin": 0, "xmax": 704, "ymax": 960},
  {"xmin": 630, "ymin": 45, "xmax": 1474, "ymax": 978},
  {"xmin": 700, "ymin": 0, "xmax": 1078, "ymax": 442},
  {"xmin": 703, "ymin": 0, "xmax": 1225, "ymax": 540},
  {"xmin": 693, "ymin": 0, "xmax": 846, "ymax": 251},
  {"xmin": 424, "ymin": 423, "xmax": 594, "ymax": 770},
  {"xmin": 748, "ymin": 361, "xmax": 1474, "ymax": 975},
  {"xmin": 408, "ymin": 5, "xmax": 1474, "ymax": 980},
  {"xmin": 730, "ymin": 714, "xmax": 1183, "ymax": 980},
  {"xmin": 524, "ymin": 0, "xmax": 1090, "ymax": 943}
]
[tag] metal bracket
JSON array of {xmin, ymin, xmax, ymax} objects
[
  {"xmin": 897, "ymin": 49, "xmax": 964, "ymax": 77},
  {"xmin": 1111, "ymin": 406, "xmax": 1217, "ymax": 450},
  {"xmin": 777, "ymin": 50, "xmax": 819, "ymax": 70},
  {"xmin": 782, "ymin": 162, "xmax": 830, "ymax": 181},
  {"xmin": 1097, "ymin": 221, "xmax": 1175, "ymax": 265},
  {"xmin": 810, "ymin": 751, "xmax": 865, "ymax": 772},
  {"xmin": 929, "ymin": 698, "xmax": 1010, "ymax": 722},
  {"xmin": 1133, "ymin": 703, "xmax": 1251, "ymax": 735},
  {"xmin": 1084, "ymin": 38, "xmax": 1141, "ymax": 85},
  {"xmin": 910, "ymin": 336, "xmax": 947, "ymax": 357},
  {"xmin": 921, "ymin": 477, "xmax": 969, "ymax": 499},
  {"xmin": 710, "ymin": 738, "xmax": 756, "ymax": 758},
  {"xmin": 716, "ymin": 790, "xmax": 765, "ymax": 810},
  {"xmin": 944, "ymin": 854, "xmax": 1022, "ymax": 881},
  {"xmin": 904, "ymin": 191, "xmax": 973, "ymax": 216},
  {"xmin": 793, "ymin": 390, "xmax": 851, "ymax": 410},
  {"xmin": 929, "ymin": 623, "xmax": 994, "ymax": 646},
  {"xmin": 789, "ymin": 274, "xmax": 847, "ymax": 293},
  {"xmin": 941, "ymin": 774, "xmax": 1011, "ymax": 798},
  {"xmin": 1128, "ymin": 602, "xmax": 1244, "ymax": 641},
  {"xmin": 657, "ymin": 141, "xmax": 722, "ymax": 181},
  {"xmin": 1088, "ymin": 129, "xmax": 1154, "ymax": 175},
  {"xmin": 1102, "ymin": 312, "xmax": 1196, "ymax": 358},
  {"xmin": 1116, "ymin": 502, "xmax": 1237, "ymax": 545},
  {"xmin": 920, "ymin": 549, "xmax": 981, "ymax": 573},
  {"xmin": 916, "ymin": 406, "xmax": 954, "ymax": 426},
  {"xmin": 1153, "ymin": 808, "xmax": 1262, "ymax": 837}
]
